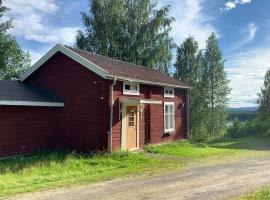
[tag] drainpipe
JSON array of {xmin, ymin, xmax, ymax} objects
[
  {"xmin": 109, "ymin": 78, "xmax": 117, "ymax": 153},
  {"xmin": 186, "ymin": 88, "xmax": 190, "ymax": 139}
]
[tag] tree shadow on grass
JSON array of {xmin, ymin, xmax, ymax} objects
[
  {"xmin": 0, "ymin": 150, "xmax": 71, "ymax": 174},
  {"xmin": 209, "ymin": 136, "xmax": 270, "ymax": 151}
]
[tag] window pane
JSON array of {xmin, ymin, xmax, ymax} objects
[
  {"xmin": 129, "ymin": 111, "xmax": 135, "ymax": 127},
  {"xmin": 169, "ymin": 105, "xmax": 173, "ymax": 113},
  {"xmin": 133, "ymin": 85, "xmax": 138, "ymax": 91},
  {"xmin": 165, "ymin": 105, "xmax": 168, "ymax": 113},
  {"xmin": 169, "ymin": 114, "xmax": 173, "ymax": 129},
  {"xmin": 125, "ymin": 84, "xmax": 131, "ymax": 90},
  {"xmin": 165, "ymin": 114, "xmax": 169, "ymax": 129}
]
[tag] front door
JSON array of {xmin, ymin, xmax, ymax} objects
[{"xmin": 126, "ymin": 106, "xmax": 138, "ymax": 150}]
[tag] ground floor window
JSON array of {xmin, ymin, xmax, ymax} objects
[{"xmin": 164, "ymin": 102, "xmax": 175, "ymax": 133}]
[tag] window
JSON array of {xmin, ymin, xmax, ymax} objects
[
  {"xmin": 123, "ymin": 82, "xmax": 140, "ymax": 95},
  {"xmin": 164, "ymin": 102, "xmax": 175, "ymax": 133},
  {"xmin": 129, "ymin": 111, "xmax": 135, "ymax": 127},
  {"xmin": 164, "ymin": 87, "xmax": 174, "ymax": 98}
]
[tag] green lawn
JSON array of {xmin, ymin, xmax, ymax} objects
[
  {"xmin": 236, "ymin": 186, "xmax": 270, "ymax": 200},
  {"xmin": 0, "ymin": 136, "xmax": 270, "ymax": 198},
  {"xmin": 144, "ymin": 136, "xmax": 270, "ymax": 159},
  {"xmin": 0, "ymin": 151, "xmax": 177, "ymax": 198}
]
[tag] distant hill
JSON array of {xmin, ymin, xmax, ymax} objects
[
  {"xmin": 228, "ymin": 107, "xmax": 258, "ymax": 122},
  {"xmin": 229, "ymin": 107, "xmax": 258, "ymax": 112}
]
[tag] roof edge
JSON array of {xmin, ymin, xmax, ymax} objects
[
  {"xmin": 21, "ymin": 44, "xmax": 108, "ymax": 81},
  {"xmin": 0, "ymin": 100, "xmax": 64, "ymax": 107},
  {"xmin": 107, "ymin": 75, "xmax": 191, "ymax": 89}
]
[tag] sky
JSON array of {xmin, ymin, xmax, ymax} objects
[{"xmin": 2, "ymin": 0, "xmax": 270, "ymax": 108}]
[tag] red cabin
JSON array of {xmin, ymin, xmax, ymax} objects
[{"xmin": 0, "ymin": 44, "xmax": 190, "ymax": 157}]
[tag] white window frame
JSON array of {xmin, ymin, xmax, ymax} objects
[
  {"xmin": 164, "ymin": 102, "xmax": 175, "ymax": 133},
  {"xmin": 164, "ymin": 87, "xmax": 174, "ymax": 98},
  {"xmin": 123, "ymin": 82, "xmax": 140, "ymax": 96}
]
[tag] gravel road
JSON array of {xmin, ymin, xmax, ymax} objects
[{"xmin": 7, "ymin": 156, "xmax": 270, "ymax": 200}]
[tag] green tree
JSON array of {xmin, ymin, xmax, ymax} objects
[
  {"xmin": 258, "ymin": 68, "xmax": 270, "ymax": 119},
  {"xmin": 0, "ymin": 0, "xmax": 31, "ymax": 80},
  {"xmin": 0, "ymin": 34, "xmax": 31, "ymax": 80},
  {"xmin": 76, "ymin": 0, "xmax": 175, "ymax": 73},
  {"xmin": 174, "ymin": 37, "xmax": 199, "ymax": 83},
  {"xmin": 0, "ymin": 0, "xmax": 12, "ymax": 34},
  {"xmin": 204, "ymin": 33, "xmax": 230, "ymax": 136},
  {"xmin": 174, "ymin": 37, "xmax": 210, "ymax": 140}
]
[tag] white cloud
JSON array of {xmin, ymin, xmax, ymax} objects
[
  {"xmin": 222, "ymin": 0, "xmax": 252, "ymax": 11},
  {"xmin": 246, "ymin": 23, "xmax": 257, "ymax": 41},
  {"xmin": 226, "ymin": 22, "xmax": 258, "ymax": 53},
  {"xmin": 226, "ymin": 47, "xmax": 270, "ymax": 107},
  {"xmin": 3, "ymin": 0, "xmax": 79, "ymax": 44},
  {"xmin": 160, "ymin": 0, "xmax": 217, "ymax": 49}
]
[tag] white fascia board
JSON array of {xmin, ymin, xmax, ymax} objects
[
  {"xmin": 140, "ymin": 100, "xmax": 162, "ymax": 104},
  {"xmin": 0, "ymin": 101, "xmax": 64, "ymax": 107},
  {"xmin": 107, "ymin": 75, "xmax": 191, "ymax": 89},
  {"xmin": 21, "ymin": 44, "xmax": 108, "ymax": 81}
]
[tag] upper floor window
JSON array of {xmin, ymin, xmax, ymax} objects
[
  {"xmin": 123, "ymin": 82, "xmax": 140, "ymax": 95},
  {"xmin": 164, "ymin": 87, "xmax": 174, "ymax": 98}
]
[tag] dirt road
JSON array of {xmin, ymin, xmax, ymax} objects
[{"xmin": 7, "ymin": 156, "xmax": 270, "ymax": 200}]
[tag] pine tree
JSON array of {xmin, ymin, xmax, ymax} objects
[
  {"xmin": 258, "ymin": 68, "xmax": 270, "ymax": 119},
  {"xmin": 76, "ymin": 0, "xmax": 175, "ymax": 73},
  {"xmin": 204, "ymin": 33, "xmax": 230, "ymax": 136}
]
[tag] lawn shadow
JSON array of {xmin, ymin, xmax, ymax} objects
[
  {"xmin": 0, "ymin": 150, "xmax": 71, "ymax": 174},
  {"xmin": 209, "ymin": 136, "xmax": 270, "ymax": 151}
]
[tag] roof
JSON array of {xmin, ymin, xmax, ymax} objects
[
  {"xmin": 21, "ymin": 44, "xmax": 191, "ymax": 88},
  {"xmin": 0, "ymin": 80, "xmax": 64, "ymax": 107}
]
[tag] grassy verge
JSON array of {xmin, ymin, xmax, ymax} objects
[
  {"xmin": 0, "ymin": 151, "xmax": 177, "ymax": 198},
  {"xmin": 236, "ymin": 186, "xmax": 270, "ymax": 200}
]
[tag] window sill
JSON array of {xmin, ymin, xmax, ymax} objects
[
  {"xmin": 164, "ymin": 95, "xmax": 175, "ymax": 98},
  {"xmin": 164, "ymin": 130, "xmax": 175, "ymax": 135},
  {"xmin": 123, "ymin": 91, "xmax": 140, "ymax": 96}
]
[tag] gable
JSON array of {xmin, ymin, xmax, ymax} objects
[{"xmin": 22, "ymin": 44, "xmax": 191, "ymax": 89}]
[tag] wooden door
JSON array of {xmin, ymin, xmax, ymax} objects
[{"xmin": 126, "ymin": 106, "xmax": 138, "ymax": 150}]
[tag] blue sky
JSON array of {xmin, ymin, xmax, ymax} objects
[{"xmin": 2, "ymin": 0, "xmax": 270, "ymax": 108}]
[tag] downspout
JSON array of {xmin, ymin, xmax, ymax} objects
[
  {"xmin": 109, "ymin": 78, "xmax": 117, "ymax": 153},
  {"xmin": 186, "ymin": 88, "xmax": 190, "ymax": 139}
]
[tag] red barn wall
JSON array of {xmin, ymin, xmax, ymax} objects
[
  {"xmin": 25, "ymin": 53, "xmax": 110, "ymax": 152},
  {"xmin": 0, "ymin": 106, "xmax": 59, "ymax": 157},
  {"xmin": 111, "ymin": 81, "xmax": 187, "ymax": 150}
]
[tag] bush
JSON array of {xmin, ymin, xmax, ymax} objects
[
  {"xmin": 228, "ymin": 118, "xmax": 270, "ymax": 138},
  {"xmin": 229, "ymin": 118, "xmax": 243, "ymax": 138}
]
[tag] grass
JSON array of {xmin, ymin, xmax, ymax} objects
[
  {"xmin": 1, "ymin": 136, "xmax": 270, "ymax": 198},
  {"xmin": 144, "ymin": 136, "xmax": 270, "ymax": 159},
  {"xmin": 236, "ymin": 186, "xmax": 270, "ymax": 200},
  {"xmin": 0, "ymin": 150, "xmax": 177, "ymax": 198}
]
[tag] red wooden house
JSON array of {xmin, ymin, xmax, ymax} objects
[{"xmin": 0, "ymin": 44, "xmax": 190, "ymax": 157}]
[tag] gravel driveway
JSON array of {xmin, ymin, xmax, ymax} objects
[{"xmin": 7, "ymin": 156, "xmax": 270, "ymax": 200}]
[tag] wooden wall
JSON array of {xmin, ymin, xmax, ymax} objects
[
  {"xmin": 0, "ymin": 106, "xmax": 59, "ymax": 157},
  {"xmin": 111, "ymin": 81, "xmax": 187, "ymax": 150},
  {"xmin": 25, "ymin": 53, "xmax": 110, "ymax": 152}
]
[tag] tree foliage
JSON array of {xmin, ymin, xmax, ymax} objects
[
  {"xmin": 0, "ymin": 34, "xmax": 31, "ymax": 80},
  {"xmin": 76, "ymin": 0, "xmax": 175, "ymax": 74},
  {"xmin": 204, "ymin": 33, "xmax": 230, "ymax": 136},
  {"xmin": 0, "ymin": 0, "xmax": 31, "ymax": 80},
  {"xmin": 258, "ymin": 68, "xmax": 270, "ymax": 119},
  {"xmin": 174, "ymin": 34, "xmax": 230, "ymax": 140},
  {"xmin": 0, "ymin": 0, "xmax": 12, "ymax": 34}
]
